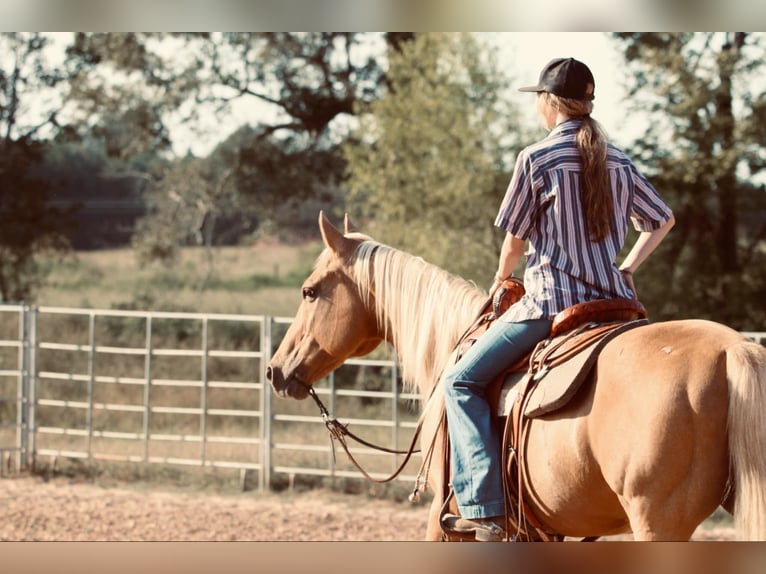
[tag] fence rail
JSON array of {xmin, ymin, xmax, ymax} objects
[{"xmin": 1, "ymin": 303, "xmax": 764, "ymax": 489}]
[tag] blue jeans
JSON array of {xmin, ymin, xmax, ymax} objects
[{"xmin": 442, "ymin": 318, "xmax": 552, "ymax": 519}]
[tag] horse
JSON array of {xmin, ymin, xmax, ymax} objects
[{"xmin": 265, "ymin": 212, "xmax": 766, "ymax": 541}]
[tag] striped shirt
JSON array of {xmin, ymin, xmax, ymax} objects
[{"xmin": 495, "ymin": 118, "xmax": 673, "ymax": 322}]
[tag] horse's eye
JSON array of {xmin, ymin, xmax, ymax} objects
[{"xmin": 302, "ymin": 286, "xmax": 317, "ymax": 301}]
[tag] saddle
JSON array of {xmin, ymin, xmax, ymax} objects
[
  {"xmin": 493, "ymin": 314, "xmax": 648, "ymax": 419},
  {"xmin": 440, "ymin": 281, "xmax": 648, "ymax": 541},
  {"xmin": 456, "ymin": 279, "xmax": 648, "ymax": 419}
]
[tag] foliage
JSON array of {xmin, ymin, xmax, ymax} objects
[
  {"xmin": 0, "ymin": 33, "xmax": 413, "ymax": 288},
  {"xmin": 65, "ymin": 32, "xmax": 180, "ymax": 161},
  {"xmin": 0, "ymin": 33, "xmax": 81, "ymax": 301},
  {"xmin": 343, "ymin": 33, "xmax": 528, "ymax": 284},
  {"xmin": 613, "ymin": 33, "xmax": 766, "ymax": 329},
  {"xmin": 88, "ymin": 33, "xmax": 399, "ymax": 260},
  {"xmin": 132, "ymin": 152, "xmax": 241, "ymax": 269},
  {"xmin": 185, "ymin": 33, "xmax": 394, "ymax": 238},
  {"xmin": 0, "ymin": 140, "xmax": 73, "ymax": 301},
  {"xmin": 186, "ymin": 33, "xmax": 384, "ymax": 136}
]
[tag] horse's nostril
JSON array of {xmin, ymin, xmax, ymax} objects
[{"xmin": 265, "ymin": 366, "xmax": 273, "ymax": 381}]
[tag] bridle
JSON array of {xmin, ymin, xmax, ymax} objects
[{"xmin": 306, "ymin": 384, "xmax": 431, "ymax": 492}]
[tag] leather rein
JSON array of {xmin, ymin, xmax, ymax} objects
[{"xmin": 306, "ymin": 385, "xmax": 426, "ymax": 485}]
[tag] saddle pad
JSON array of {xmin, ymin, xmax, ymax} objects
[{"xmin": 497, "ymin": 319, "xmax": 647, "ymax": 418}]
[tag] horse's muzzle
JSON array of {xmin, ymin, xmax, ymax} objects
[{"xmin": 265, "ymin": 365, "xmax": 310, "ymax": 400}]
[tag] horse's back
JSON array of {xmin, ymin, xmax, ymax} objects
[{"xmin": 607, "ymin": 318, "xmax": 745, "ymax": 359}]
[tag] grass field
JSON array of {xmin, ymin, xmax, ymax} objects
[{"xmin": 36, "ymin": 240, "xmax": 325, "ymax": 317}]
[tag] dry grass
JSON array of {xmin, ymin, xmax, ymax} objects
[{"xmin": 36, "ymin": 241, "xmax": 324, "ymax": 316}]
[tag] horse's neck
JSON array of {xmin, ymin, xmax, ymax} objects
[{"xmin": 360, "ymin": 246, "xmax": 486, "ymax": 400}]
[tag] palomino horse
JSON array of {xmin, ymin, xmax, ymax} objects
[{"xmin": 266, "ymin": 212, "xmax": 766, "ymax": 541}]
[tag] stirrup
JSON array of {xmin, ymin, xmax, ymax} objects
[{"xmin": 440, "ymin": 513, "xmax": 507, "ymax": 542}]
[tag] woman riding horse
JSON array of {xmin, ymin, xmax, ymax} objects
[{"xmin": 440, "ymin": 57, "xmax": 674, "ymax": 541}]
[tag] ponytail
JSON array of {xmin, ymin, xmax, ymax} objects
[{"xmin": 544, "ymin": 93, "xmax": 613, "ymax": 242}]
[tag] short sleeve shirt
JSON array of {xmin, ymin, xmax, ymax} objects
[{"xmin": 494, "ymin": 119, "xmax": 673, "ymax": 322}]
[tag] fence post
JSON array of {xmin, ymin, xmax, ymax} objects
[
  {"xmin": 328, "ymin": 370, "xmax": 336, "ymax": 481},
  {"xmin": 260, "ymin": 316, "xmax": 272, "ymax": 491},
  {"xmin": 27, "ymin": 305, "xmax": 38, "ymax": 470},
  {"xmin": 391, "ymin": 347, "xmax": 399, "ymax": 475},
  {"xmin": 17, "ymin": 305, "xmax": 30, "ymax": 471},
  {"xmin": 86, "ymin": 312, "xmax": 96, "ymax": 458},
  {"xmin": 143, "ymin": 315, "xmax": 153, "ymax": 462},
  {"xmin": 200, "ymin": 317, "xmax": 209, "ymax": 466}
]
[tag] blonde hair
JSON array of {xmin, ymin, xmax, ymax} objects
[{"xmin": 543, "ymin": 92, "xmax": 613, "ymax": 242}]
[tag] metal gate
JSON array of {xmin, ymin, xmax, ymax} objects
[{"xmin": 0, "ymin": 305, "xmax": 418, "ymax": 488}]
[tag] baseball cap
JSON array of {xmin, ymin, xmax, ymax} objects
[{"xmin": 519, "ymin": 58, "xmax": 595, "ymax": 101}]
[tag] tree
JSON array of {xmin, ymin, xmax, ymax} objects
[
  {"xmin": 184, "ymin": 32, "xmax": 389, "ymax": 234},
  {"xmin": 343, "ymin": 33, "xmax": 528, "ymax": 284},
  {"xmin": 183, "ymin": 33, "xmax": 384, "ymax": 137},
  {"xmin": 0, "ymin": 33, "xmax": 80, "ymax": 301},
  {"xmin": 72, "ymin": 33, "xmax": 396, "ymax": 255},
  {"xmin": 132, "ymin": 127, "xmax": 253, "ymax": 280},
  {"xmin": 613, "ymin": 33, "xmax": 766, "ymax": 330}
]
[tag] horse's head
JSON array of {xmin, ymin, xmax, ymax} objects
[{"xmin": 265, "ymin": 212, "xmax": 384, "ymax": 400}]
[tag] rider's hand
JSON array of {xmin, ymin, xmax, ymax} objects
[
  {"xmin": 620, "ymin": 269, "xmax": 637, "ymax": 299},
  {"xmin": 489, "ymin": 275, "xmax": 504, "ymax": 298}
]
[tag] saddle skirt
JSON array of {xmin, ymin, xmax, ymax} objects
[{"xmin": 493, "ymin": 319, "xmax": 648, "ymax": 418}]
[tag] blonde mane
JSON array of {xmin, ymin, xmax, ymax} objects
[{"xmin": 349, "ymin": 238, "xmax": 487, "ymax": 399}]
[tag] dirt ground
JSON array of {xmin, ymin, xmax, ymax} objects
[
  {"xmin": 0, "ymin": 475, "xmax": 734, "ymax": 541},
  {"xmin": 0, "ymin": 475, "xmax": 429, "ymax": 541}
]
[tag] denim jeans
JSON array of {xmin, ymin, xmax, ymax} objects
[{"xmin": 442, "ymin": 318, "xmax": 552, "ymax": 519}]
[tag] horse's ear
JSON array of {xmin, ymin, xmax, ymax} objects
[
  {"xmin": 343, "ymin": 213, "xmax": 358, "ymax": 235},
  {"xmin": 319, "ymin": 211, "xmax": 353, "ymax": 257}
]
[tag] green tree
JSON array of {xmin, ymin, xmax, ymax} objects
[
  {"xmin": 34, "ymin": 139, "xmax": 150, "ymax": 250},
  {"xmin": 132, "ymin": 127, "xmax": 252, "ymax": 280},
  {"xmin": 0, "ymin": 33, "xmax": 80, "ymax": 301},
  {"xmin": 613, "ymin": 33, "xmax": 766, "ymax": 330},
  {"xmin": 187, "ymin": 32, "xmax": 389, "ymax": 232},
  {"xmin": 76, "ymin": 33, "xmax": 398, "ymax": 258},
  {"xmin": 66, "ymin": 32, "xmax": 179, "ymax": 162},
  {"xmin": 344, "ymin": 33, "xmax": 528, "ymax": 284}
]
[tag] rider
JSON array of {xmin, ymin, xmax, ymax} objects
[{"xmin": 440, "ymin": 57, "xmax": 675, "ymax": 541}]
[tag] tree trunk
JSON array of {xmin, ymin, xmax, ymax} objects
[{"xmin": 714, "ymin": 32, "xmax": 745, "ymax": 274}]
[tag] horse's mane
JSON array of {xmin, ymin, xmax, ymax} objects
[{"xmin": 349, "ymin": 237, "xmax": 487, "ymax": 398}]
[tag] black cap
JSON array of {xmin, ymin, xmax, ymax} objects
[{"xmin": 519, "ymin": 58, "xmax": 595, "ymax": 101}]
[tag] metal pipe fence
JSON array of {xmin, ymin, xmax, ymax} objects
[
  {"xmin": 1, "ymin": 303, "xmax": 764, "ymax": 489},
  {"xmin": 0, "ymin": 304, "xmax": 32, "ymax": 474},
  {"xmin": 0, "ymin": 304, "xmax": 420, "ymax": 489}
]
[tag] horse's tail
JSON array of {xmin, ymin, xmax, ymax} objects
[{"xmin": 727, "ymin": 340, "xmax": 766, "ymax": 540}]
